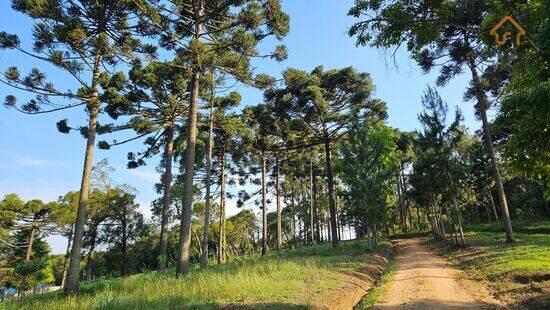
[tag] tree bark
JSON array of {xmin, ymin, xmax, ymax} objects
[
  {"xmin": 261, "ymin": 153, "xmax": 268, "ymax": 256},
  {"xmin": 309, "ymin": 159, "xmax": 315, "ymax": 243},
  {"xmin": 25, "ymin": 225, "xmax": 36, "ymax": 262},
  {"xmin": 121, "ymin": 205, "xmax": 128, "ymax": 277},
  {"xmin": 200, "ymin": 92, "xmax": 215, "ymax": 269},
  {"xmin": 158, "ymin": 125, "xmax": 174, "ymax": 272},
  {"xmin": 176, "ymin": 0, "xmax": 204, "ymax": 277},
  {"xmin": 323, "ymin": 134, "xmax": 339, "ymax": 248},
  {"xmin": 276, "ymin": 157, "xmax": 282, "ymax": 249},
  {"xmin": 312, "ymin": 165, "xmax": 320, "ymax": 243},
  {"xmin": 85, "ymin": 227, "xmax": 97, "ymax": 282},
  {"xmin": 65, "ymin": 54, "xmax": 102, "ymax": 295},
  {"xmin": 465, "ymin": 52, "xmax": 515, "ymax": 243},
  {"xmin": 489, "ymin": 189, "xmax": 501, "ymax": 227},
  {"xmin": 217, "ymin": 147, "xmax": 226, "ymax": 264},
  {"xmin": 61, "ymin": 223, "xmax": 74, "ymax": 289}
]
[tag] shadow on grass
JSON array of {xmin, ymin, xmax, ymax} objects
[{"xmin": 424, "ymin": 234, "xmax": 550, "ymax": 309}]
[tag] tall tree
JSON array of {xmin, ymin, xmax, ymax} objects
[
  {"xmin": 336, "ymin": 117, "xmax": 398, "ymax": 243},
  {"xmin": 99, "ymin": 61, "xmax": 190, "ymax": 272},
  {"xmin": 141, "ymin": 0, "xmax": 289, "ymax": 276},
  {"xmin": 348, "ymin": 0, "xmax": 517, "ymax": 242},
  {"xmin": 0, "ymin": 0, "xmax": 155, "ymax": 294},
  {"xmin": 266, "ymin": 66, "xmax": 385, "ymax": 247}
]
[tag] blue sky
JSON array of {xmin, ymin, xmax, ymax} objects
[{"xmin": 0, "ymin": 0, "xmax": 486, "ymax": 253}]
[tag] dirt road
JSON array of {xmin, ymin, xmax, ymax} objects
[{"xmin": 373, "ymin": 238, "xmax": 499, "ymax": 309}]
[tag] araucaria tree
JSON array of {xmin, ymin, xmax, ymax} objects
[
  {"xmin": 266, "ymin": 66, "xmax": 385, "ymax": 247},
  {"xmin": 348, "ymin": 0, "xmax": 516, "ymax": 242},
  {"xmin": 0, "ymin": 0, "xmax": 155, "ymax": 294},
  {"xmin": 98, "ymin": 60, "xmax": 190, "ymax": 272},
  {"xmin": 143, "ymin": 0, "xmax": 289, "ymax": 276}
]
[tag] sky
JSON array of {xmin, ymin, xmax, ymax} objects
[{"xmin": 0, "ymin": 0, "xmax": 488, "ymax": 254}]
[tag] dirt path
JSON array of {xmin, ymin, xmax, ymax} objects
[{"xmin": 373, "ymin": 238, "xmax": 499, "ymax": 309}]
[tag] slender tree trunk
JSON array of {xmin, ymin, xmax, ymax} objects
[
  {"xmin": 309, "ymin": 159, "xmax": 315, "ymax": 243},
  {"xmin": 312, "ymin": 168, "xmax": 320, "ymax": 243},
  {"xmin": 261, "ymin": 153, "xmax": 268, "ymax": 256},
  {"xmin": 158, "ymin": 125, "xmax": 174, "ymax": 272},
  {"xmin": 217, "ymin": 148, "xmax": 226, "ymax": 264},
  {"xmin": 465, "ymin": 52, "xmax": 515, "ymax": 243},
  {"xmin": 121, "ymin": 206, "xmax": 128, "ymax": 277},
  {"xmin": 335, "ymin": 195, "xmax": 342, "ymax": 241},
  {"xmin": 85, "ymin": 228, "xmax": 97, "ymax": 282},
  {"xmin": 323, "ymin": 133, "xmax": 339, "ymax": 248},
  {"xmin": 61, "ymin": 223, "xmax": 74, "ymax": 289},
  {"xmin": 176, "ymin": 0, "xmax": 204, "ymax": 277},
  {"xmin": 276, "ymin": 157, "xmax": 282, "ymax": 249},
  {"xmin": 25, "ymin": 225, "xmax": 36, "ymax": 263},
  {"xmin": 489, "ymin": 189, "xmax": 501, "ymax": 227},
  {"xmin": 200, "ymin": 91, "xmax": 215, "ymax": 269},
  {"xmin": 445, "ymin": 167, "xmax": 465, "ymax": 245},
  {"xmin": 417, "ymin": 204, "xmax": 422, "ymax": 231},
  {"xmin": 291, "ymin": 181, "xmax": 297, "ymax": 247},
  {"xmin": 65, "ymin": 54, "xmax": 102, "ymax": 295}
]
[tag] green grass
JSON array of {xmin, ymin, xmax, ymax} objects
[
  {"xmin": 2, "ymin": 240, "xmax": 387, "ymax": 309},
  {"xmin": 464, "ymin": 219, "xmax": 550, "ymax": 234},
  {"xmin": 459, "ymin": 230, "xmax": 550, "ymax": 277},
  {"xmin": 430, "ymin": 221, "xmax": 550, "ymax": 307},
  {"xmin": 354, "ymin": 261, "xmax": 397, "ymax": 309}
]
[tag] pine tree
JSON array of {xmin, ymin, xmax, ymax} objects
[
  {"xmin": 98, "ymin": 60, "xmax": 190, "ymax": 272},
  {"xmin": 348, "ymin": 0, "xmax": 516, "ymax": 242},
  {"xmin": 266, "ymin": 66, "xmax": 385, "ymax": 247},
  {"xmin": 138, "ymin": 0, "xmax": 289, "ymax": 276},
  {"xmin": 0, "ymin": 0, "xmax": 156, "ymax": 294}
]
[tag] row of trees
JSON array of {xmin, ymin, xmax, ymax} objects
[{"xmin": 0, "ymin": 0, "xmax": 547, "ymax": 297}]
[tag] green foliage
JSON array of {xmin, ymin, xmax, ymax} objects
[
  {"xmin": 492, "ymin": 1, "xmax": 550, "ymax": 196},
  {"xmin": 337, "ymin": 120, "xmax": 399, "ymax": 234},
  {"xmin": 14, "ymin": 259, "xmax": 55, "ymax": 290}
]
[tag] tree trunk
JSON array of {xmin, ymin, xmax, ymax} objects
[
  {"xmin": 61, "ymin": 223, "xmax": 74, "ymax": 289},
  {"xmin": 176, "ymin": 0, "xmax": 204, "ymax": 277},
  {"xmin": 489, "ymin": 189, "xmax": 500, "ymax": 228},
  {"xmin": 309, "ymin": 159, "xmax": 315, "ymax": 243},
  {"xmin": 261, "ymin": 153, "xmax": 268, "ymax": 256},
  {"xmin": 465, "ymin": 52, "xmax": 515, "ymax": 243},
  {"xmin": 217, "ymin": 148, "xmax": 226, "ymax": 264},
  {"xmin": 323, "ymin": 134, "xmax": 339, "ymax": 248},
  {"xmin": 158, "ymin": 125, "xmax": 174, "ymax": 272},
  {"xmin": 85, "ymin": 227, "xmax": 97, "ymax": 282},
  {"xmin": 65, "ymin": 54, "xmax": 102, "ymax": 295},
  {"xmin": 24, "ymin": 225, "xmax": 36, "ymax": 263},
  {"xmin": 291, "ymin": 181, "xmax": 297, "ymax": 247},
  {"xmin": 200, "ymin": 92, "xmax": 215, "ymax": 269},
  {"xmin": 276, "ymin": 157, "xmax": 282, "ymax": 249},
  {"xmin": 121, "ymin": 206, "xmax": 128, "ymax": 277},
  {"xmin": 312, "ymin": 167, "xmax": 320, "ymax": 243},
  {"xmin": 445, "ymin": 167, "xmax": 465, "ymax": 245}
]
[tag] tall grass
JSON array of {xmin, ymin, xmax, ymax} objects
[{"xmin": 2, "ymin": 240, "xmax": 383, "ymax": 309}]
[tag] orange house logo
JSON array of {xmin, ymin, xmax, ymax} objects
[{"xmin": 490, "ymin": 16, "xmax": 526, "ymax": 46}]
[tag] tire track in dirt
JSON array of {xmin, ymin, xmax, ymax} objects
[{"xmin": 373, "ymin": 238, "xmax": 500, "ymax": 309}]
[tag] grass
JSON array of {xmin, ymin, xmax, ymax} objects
[
  {"xmin": 1, "ymin": 240, "xmax": 389, "ymax": 309},
  {"xmin": 354, "ymin": 261, "xmax": 397, "ymax": 309},
  {"xmin": 429, "ymin": 221, "xmax": 550, "ymax": 308}
]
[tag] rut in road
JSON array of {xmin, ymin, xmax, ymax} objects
[{"xmin": 372, "ymin": 238, "xmax": 500, "ymax": 310}]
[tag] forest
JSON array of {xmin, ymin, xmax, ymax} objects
[{"xmin": 0, "ymin": 0, "xmax": 548, "ymax": 309}]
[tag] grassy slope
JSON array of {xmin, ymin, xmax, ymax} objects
[
  {"xmin": 354, "ymin": 261, "xmax": 397, "ymax": 309},
  {"xmin": 430, "ymin": 221, "xmax": 550, "ymax": 307},
  {"xmin": 2, "ymin": 240, "xmax": 389, "ymax": 310}
]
